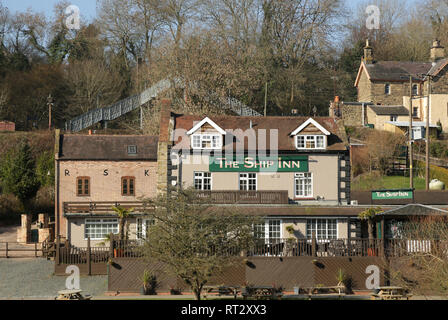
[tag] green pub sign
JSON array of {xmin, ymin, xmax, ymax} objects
[
  {"xmin": 209, "ymin": 155, "xmax": 309, "ymax": 172},
  {"xmin": 371, "ymin": 189, "xmax": 414, "ymax": 200}
]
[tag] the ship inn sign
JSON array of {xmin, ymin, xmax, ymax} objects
[
  {"xmin": 371, "ymin": 189, "xmax": 414, "ymax": 200},
  {"xmin": 209, "ymin": 156, "xmax": 309, "ymax": 172}
]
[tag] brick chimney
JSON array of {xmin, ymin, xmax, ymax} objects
[
  {"xmin": 431, "ymin": 40, "xmax": 445, "ymax": 63},
  {"xmin": 363, "ymin": 39, "xmax": 374, "ymax": 64}
]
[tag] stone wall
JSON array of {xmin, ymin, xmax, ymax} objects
[
  {"xmin": 357, "ymin": 69, "xmax": 372, "ymax": 102},
  {"xmin": 341, "ymin": 104, "xmax": 363, "ymax": 127},
  {"xmin": 17, "ymin": 214, "xmax": 31, "ymax": 243}
]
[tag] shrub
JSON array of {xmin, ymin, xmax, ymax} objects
[{"xmin": 36, "ymin": 151, "xmax": 55, "ymax": 187}]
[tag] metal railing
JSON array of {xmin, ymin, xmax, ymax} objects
[{"xmin": 65, "ymin": 77, "xmax": 262, "ymax": 132}]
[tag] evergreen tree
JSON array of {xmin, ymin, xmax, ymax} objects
[{"xmin": 0, "ymin": 141, "xmax": 39, "ymax": 209}]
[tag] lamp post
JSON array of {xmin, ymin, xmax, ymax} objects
[{"xmin": 47, "ymin": 94, "xmax": 54, "ymax": 131}]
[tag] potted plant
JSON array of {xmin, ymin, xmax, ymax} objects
[
  {"xmin": 140, "ymin": 270, "xmax": 157, "ymax": 295},
  {"xmin": 336, "ymin": 268, "xmax": 346, "ymax": 294},
  {"xmin": 111, "ymin": 206, "xmax": 134, "ymax": 257},
  {"xmin": 358, "ymin": 207, "xmax": 383, "ymax": 256}
]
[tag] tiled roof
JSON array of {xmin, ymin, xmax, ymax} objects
[
  {"xmin": 172, "ymin": 114, "xmax": 348, "ymax": 152},
  {"xmin": 365, "ymin": 61, "xmax": 433, "ymax": 82},
  {"xmin": 368, "ymin": 105, "xmax": 409, "ymax": 115},
  {"xmin": 58, "ymin": 135, "xmax": 159, "ymax": 160},
  {"xmin": 428, "ymin": 58, "xmax": 448, "ymax": 76},
  {"xmin": 378, "ymin": 204, "xmax": 448, "ymax": 216}
]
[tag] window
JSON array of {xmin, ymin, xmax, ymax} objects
[
  {"xmin": 137, "ymin": 218, "xmax": 155, "ymax": 240},
  {"xmin": 76, "ymin": 177, "xmax": 90, "ymax": 196},
  {"xmin": 239, "ymin": 173, "xmax": 257, "ymax": 191},
  {"xmin": 122, "ymin": 177, "xmax": 135, "ymax": 196},
  {"xmin": 385, "ymin": 84, "xmax": 391, "ymax": 95},
  {"xmin": 412, "ymin": 84, "xmax": 419, "ymax": 96},
  {"xmin": 127, "ymin": 145, "xmax": 137, "ymax": 155},
  {"xmin": 85, "ymin": 218, "xmax": 118, "ymax": 240},
  {"xmin": 306, "ymin": 219, "xmax": 337, "ymax": 240},
  {"xmin": 194, "ymin": 172, "xmax": 212, "ymax": 190},
  {"xmin": 390, "ymin": 115, "xmax": 398, "ymax": 122},
  {"xmin": 413, "ymin": 107, "xmax": 419, "ymax": 118},
  {"xmin": 294, "ymin": 173, "xmax": 313, "ymax": 198},
  {"xmin": 254, "ymin": 219, "xmax": 282, "ymax": 244},
  {"xmin": 191, "ymin": 134, "xmax": 222, "ymax": 150},
  {"xmin": 295, "ymin": 135, "xmax": 326, "ymax": 150}
]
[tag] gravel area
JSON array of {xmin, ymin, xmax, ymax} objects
[{"xmin": 0, "ymin": 258, "xmax": 107, "ymax": 299}]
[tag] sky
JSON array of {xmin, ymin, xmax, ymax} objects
[
  {"xmin": 2, "ymin": 0, "xmax": 98, "ymax": 20},
  {"xmin": 2, "ymin": 0, "xmax": 391, "ymax": 21}
]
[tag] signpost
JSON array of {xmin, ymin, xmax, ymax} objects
[{"xmin": 209, "ymin": 155, "xmax": 309, "ymax": 172}]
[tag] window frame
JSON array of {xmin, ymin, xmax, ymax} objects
[
  {"xmin": 412, "ymin": 84, "xmax": 419, "ymax": 96},
  {"xmin": 191, "ymin": 133, "xmax": 222, "ymax": 150},
  {"xmin": 390, "ymin": 115, "xmax": 398, "ymax": 122},
  {"xmin": 254, "ymin": 219, "xmax": 283, "ymax": 244},
  {"xmin": 84, "ymin": 218, "xmax": 119, "ymax": 240},
  {"xmin": 294, "ymin": 173, "xmax": 313, "ymax": 199},
  {"xmin": 306, "ymin": 218, "xmax": 338, "ymax": 241},
  {"xmin": 76, "ymin": 176, "xmax": 90, "ymax": 197},
  {"xmin": 121, "ymin": 176, "xmax": 136, "ymax": 196},
  {"xmin": 136, "ymin": 217, "xmax": 155, "ymax": 241},
  {"xmin": 239, "ymin": 172, "xmax": 257, "ymax": 191},
  {"xmin": 295, "ymin": 135, "xmax": 327, "ymax": 150},
  {"xmin": 385, "ymin": 83, "xmax": 391, "ymax": 95},
  {"xmin": 193, "ymin": 171, "xmax": 212, "ymax": 191}
]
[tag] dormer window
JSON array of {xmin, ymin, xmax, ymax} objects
[
  {"xmin": 187, "ymin": 117, "xmax": 226, "ymax": 150},
  {"xmin": 191, "ymin": 133, "xmax": 222, "ymax": 150},
  {"xmin": 295, "ymin": 135, "xmax": 326, "ymax": 150},
  {"xmin": 290, "ymin": 118, "xmax": 331, "ymax": 151}
]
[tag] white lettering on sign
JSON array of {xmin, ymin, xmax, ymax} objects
[
  {"xmin": 65, "ymin": 265, "xmax": 80, "ymax": 290},
  {"xmin": 365, "ymin": 265, "xmax": 380, "ymax": 289}
]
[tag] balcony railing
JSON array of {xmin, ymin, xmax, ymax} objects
[
  {"xmin": 196, "ymin": 190, "xmax": 289, "ymax": 205},
  {"xmin": 56, "ymin": 238, "xmax": 447, "ymax": 266},
  {"xmin": 63, "ymin": 201, "xmax": 153, "ymax": 215}
]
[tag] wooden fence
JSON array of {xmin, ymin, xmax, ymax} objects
[{"xmin": 0, "ymin": 242, "xmax": 42, "ymax": 258}]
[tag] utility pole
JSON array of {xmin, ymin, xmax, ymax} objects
[
  {"xmin": 409, "ymin": 76, "xmax": 414, "ymax": 189},
  {"xmin": 426, "ymin": 76, "xmax": 431, "ymax": 190},
  {"xmin": 47, "ymin": 94, "xmax": 53, "ymax": 131}
]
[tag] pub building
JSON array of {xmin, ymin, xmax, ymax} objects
[
  {"xmin": 163, "ymin": 103, "xmax": 370, "ymax": 243},
  {"xmin": 54, "ymin": 99, "xmax": 448, "ymax": 249}
]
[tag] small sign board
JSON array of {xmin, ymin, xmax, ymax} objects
[{"xmin": 371, "ymin": 189, "xmax": 414, "ymax": 200}]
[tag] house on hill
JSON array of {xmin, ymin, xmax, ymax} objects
[{"xmin": 330, "ymin": 39, "xmax": 448, "ymax": 135}]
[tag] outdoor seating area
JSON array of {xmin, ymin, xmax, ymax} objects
[{"xmin": 370, "ymin": 286, "xmax": 413, "ymax": 300}]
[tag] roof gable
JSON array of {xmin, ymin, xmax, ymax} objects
[
  {"xmin": 290, "ymin": 118, "xmax": 331, "ymax": 136},
  {"xmin": 186, "ymin": 117, "xmax": 226, "ymax": 135}
]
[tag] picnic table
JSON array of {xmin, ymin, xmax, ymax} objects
[
  {"xmin": 202, "ymin": 286, "xmax": 241, "ymax": 299},
  {"xmin": 242, "ymin": 286, "xmax": 283, "ymax": 300},
  {"xmin": 305, "ymin": 285, "xmax": 346, "ymax": 298},
  {"xmin": 371, "ymin": 286, "xmax": 412, "ymax": 300},
  {"xmin": 55, "ymin": 289, "xmax": 92, "ymax": 300}
]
